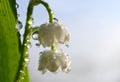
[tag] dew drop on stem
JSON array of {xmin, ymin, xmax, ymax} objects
[
  {"xmin": 28, "ymin": 42, "xmax": 32, "ymax": 48},
  {"xmin": 24, "ymin": 58, "xmax": 29, "ymax": 62},
  {"xmin": 25, "ymin": 42, "xmax": 32, "ymax": 49},
  {"xmin": 32, "ymin": 31, "xmax": 39, "ymax": 40},
  {"xmin": 17, "ymin": 14, "xmax": 20, "ymax": 17},
  {"xmin": 28, "ymin": 17, "xmax": 34, "ymax": 25},
  {"xmin": 16, "ymin": 20, "xmax": 23, "ymax": 30},
  {"xmin": 16, "ymin": 3, "xmax": 19, "ymax": 8}
]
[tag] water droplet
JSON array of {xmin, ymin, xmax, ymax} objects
[
  {"xmin": 17, "ymin": 14, "xmax": 20, "ymax": 17},
  {"xmin": 20, "ymin": 70, "xmax": 25, "ymax": 74},
  {"xmin": 16, "ymin": 3, "xmax": 19, "ymax": 8},
  {"xmin": 24, "ymin": 58, "xmax": 29, "ymax": 62},
  {"xmin": 53, "ymin": 18, "xmax": 59, "ymax": 22},
  {"xmin": 27, "ymin": 39, "xmax": 30, "ymax": 43},
  {"xmin": 24, "ymin": 42, "xmax": 31, "ymax": 49},
  {"xmin": 28, "ymin": 43, "xmax": 32, "ymax": 48},
  {"xmin": 32, "ymin": 31, "xmax": 39, "ymax": 40},
  {"xmin": 24, "ymin": 43, "xmax": 27, "ymax": 46},
  {"xmin": 23, "ymin": 62, "xmax": 28, "ymax": 67},
  {"xmin": 28, "ymin": 17, "xmax": 34, "ymax": 25},
  {"xmin": 21, "ymin": 77, "xmax": 24, "ymax": 82},
  {"xmin": 25, "ymin": 51, "xmax": 28, "ymax": 55},
  {"xmin": 36, "ymin": 43, "xmax": 40, "ymax": 47},
  {"xmin": 16, "ymin": 20, "xmax": 23, "ymax": 30},
  {"xmin": 65, "ymin": 44, "xmax": 69, "ymax": 48},
  {"xmin": 65, "ymin": 68, "xmax": 71, "ymax": 73}
]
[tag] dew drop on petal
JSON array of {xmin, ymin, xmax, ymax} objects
[
  {"xmin": 65, "ymin": 44, "xmax": 69, "ymax": 47},
  {"xmin": 65, "ymin": 68, "xmax": 71, "ymax": 73},
  {"xmin": 36, "ymin": 43, "xmax": 40, "ymax": 47},
  {"xmin": 16, "ymin": 20, "xmax": 23, "ymax": 30}
]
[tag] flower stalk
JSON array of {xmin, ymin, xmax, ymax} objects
[
  {"xmin": 16, "ymin": 0, "xmax": 54, "ymax": 82},
  {"xmin": 16, "ymin": 1, "xmax": 34, "ymax": 82},
  {"xmin": 40, "ymin": 0, "xmax": 54, "ymax": 23}
]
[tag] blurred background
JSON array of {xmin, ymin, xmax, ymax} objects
[{"xmin": 17, "ymin": 0, "xmax": 120, "ymax": 82}]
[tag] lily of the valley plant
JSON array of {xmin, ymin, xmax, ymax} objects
[
  {"xmin": 36, "ymin": 21, "xmax": 71, "ymax": 74},
  {"xmin": 16, "ymin": 0, "xmax": 71, "ymax": 81}
]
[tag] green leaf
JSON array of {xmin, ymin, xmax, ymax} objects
[{"xmin": 0, "ymin": 0, "xmax": 29, "ymax": 82}]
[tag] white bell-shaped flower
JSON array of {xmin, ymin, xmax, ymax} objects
[
  {"xmin": 37, "ymin": 21, "xmax": 70, "ymax": 47},
  {"xmin": 38, "ymin": 49, "xmax": 71, "ymax": 74}
]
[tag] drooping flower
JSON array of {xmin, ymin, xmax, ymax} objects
[
  {"xmin": 38, "ymin": 49, "xmax": 71, "ymax": 74},
  {"xmin": 36, "ymin": 21, "xmax": 70, "ymax": 48}
]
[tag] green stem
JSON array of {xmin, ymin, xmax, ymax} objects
[
  {"xmin": 40, "ymin": 0, "xmax": 54, "ymax": 23},
  {"xmin": 16, "ymin": 0, "xmax": 54, "ymax": 82},
  {"xmin": 16, "ymin": 2, "xmax": 34, "ymax": 82}
]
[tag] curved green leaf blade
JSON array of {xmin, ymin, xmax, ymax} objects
[{"xmin": 0, "ymin": 0, "xmax": 29, "ymax": 82}]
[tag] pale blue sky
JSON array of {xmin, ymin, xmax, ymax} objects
[{"xmin": 17, "ymin": 0, "xmax": 120, "ymax": 82}]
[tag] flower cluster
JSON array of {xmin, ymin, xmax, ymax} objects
[{"xmin": 34, "ymin": 21, "xmax": 71, "ymax": 73}]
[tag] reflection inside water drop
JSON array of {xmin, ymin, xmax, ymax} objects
[{"xmin": 16, "ymin": 20, "xmax": 23, "ymax": 30}]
